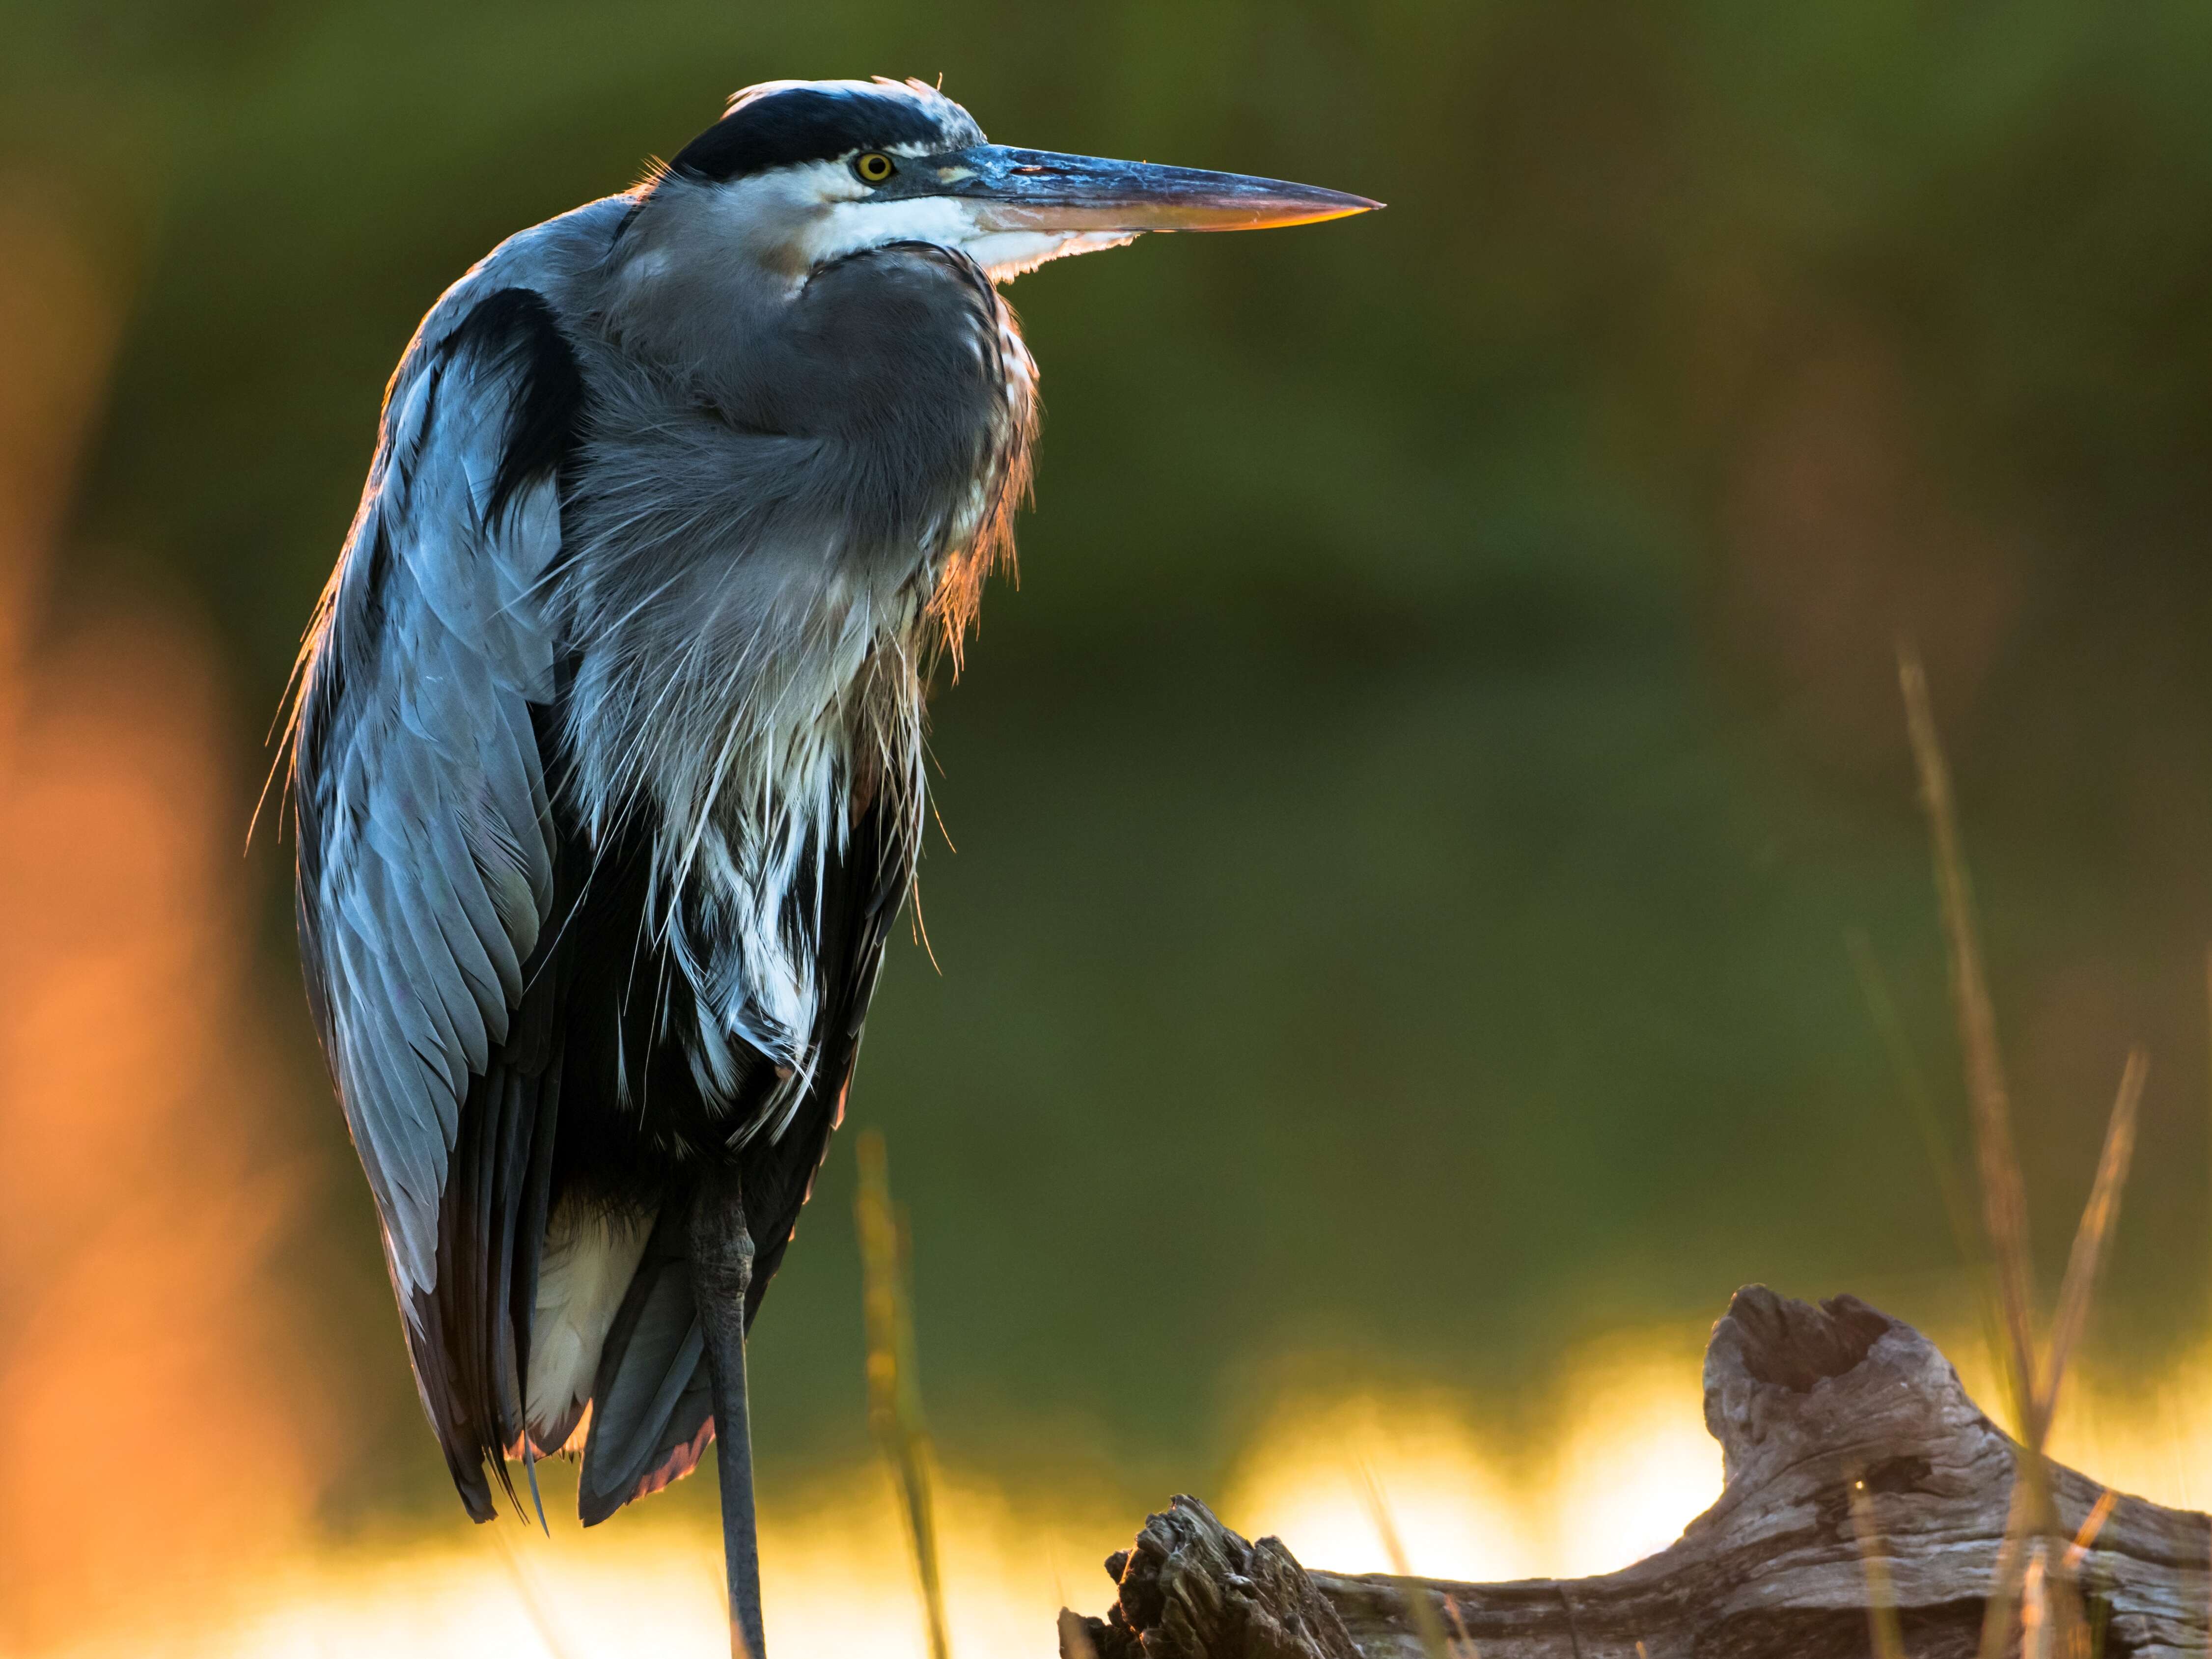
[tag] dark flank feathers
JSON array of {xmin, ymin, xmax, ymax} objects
[{"xmin": 561, "ymin": 786, "xmax": 916, "ymax": 1521}]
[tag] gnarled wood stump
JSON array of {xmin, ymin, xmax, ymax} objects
[{"xmin": 1061, "ymin": 1287, "xmax": 2212, "ymax": 1658}]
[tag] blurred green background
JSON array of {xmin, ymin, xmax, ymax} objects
[{"xmin": 12, "ymin": 0, "xmax": 2212, "ymax": 1536}]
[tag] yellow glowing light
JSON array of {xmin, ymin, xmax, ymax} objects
[
  {"xmin": 1949, "ymin": 1331, "xmax": 2212, "ymax": 1518},
  {"xmin": 1545, "ymin": 1332, "xmax": 1718, "ymax": 1575},
  {"xmin": 1218, "ymin": 1332, "xmax": 1720, "ymax": 1585},
  {"xmin": 33, "ymin": 1470, "xmax": 1130, "ymax": 1659},
  {"xmin": 31, "ymin": 1321, "xmax": 2212, "ymax": 1657},
  {"xmin": 1221, "ymin": 1391, "xmax": 1542, "ymax": 1582}
]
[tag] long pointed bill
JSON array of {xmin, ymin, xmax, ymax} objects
[{"xmin": 930, "ymin": 145, "xmax": 1381, "ymax": 235}]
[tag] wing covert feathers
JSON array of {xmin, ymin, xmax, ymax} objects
[{"xmin": 293, "ymin": 284, "xmax": 583, "ymax": 1517}]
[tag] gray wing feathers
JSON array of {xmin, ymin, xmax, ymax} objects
[{"xmin": 301, "ymin": 299, "xmax": 564, "ymax": 1300}]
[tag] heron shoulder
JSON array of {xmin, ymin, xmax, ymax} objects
[{"xmin": 381, "ymin": 195, "xmax": 635, "ymax": 409}]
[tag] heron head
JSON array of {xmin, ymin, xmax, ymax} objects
[{"xmin": 630, "ymin": 77, "xmax": 1379, "ymax": 287}]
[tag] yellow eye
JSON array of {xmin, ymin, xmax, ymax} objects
[{"xmin": 855, "ymin": 151, "xmax": 896, "ymax": 184}]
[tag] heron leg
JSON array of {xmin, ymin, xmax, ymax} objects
[{"xmin": 690, "ymin": 1159, "xmax": 766, "ymax": 1659}]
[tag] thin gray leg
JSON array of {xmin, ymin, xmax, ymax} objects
[{"xmin": 690, "ymin": 1159, "xmax": 766, "ymax": 1659}]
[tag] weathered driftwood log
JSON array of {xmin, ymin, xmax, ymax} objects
[{"xmin": 1061, "ymin": 1286, "xmax": 2212, "ymax": 1659}]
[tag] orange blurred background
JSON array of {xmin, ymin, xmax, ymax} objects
[{"xmin": 0, "ymin": 203, "xmax": 339, "ymax": 1646}]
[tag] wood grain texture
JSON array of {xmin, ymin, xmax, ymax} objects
[{"xmin": 1062, "ymin": 1287, "xmax": 2212, "ymax": 1659}]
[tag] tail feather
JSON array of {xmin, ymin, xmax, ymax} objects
[
  {"xmin": 576, "ymin": 1201, "xmax": 713, "ymax": 1523},
  {"xmin": 407, "ymin": 1047, "xmax": 560, "ymax": 1522},
  {"xmin": 523, "ymin": 1192, "xmax": 652, "ymax": 1453}
]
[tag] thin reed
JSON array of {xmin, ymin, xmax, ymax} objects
[
  {"xmin": 2037, "ymin": 1055, "xmax": 2145, "ymax": 1435},
  {"xmin": 1901, "ymin": 651, "xmax": 2040, "ymax": 1432},
  {"xmin": 1056, "ymin": 1608, "xmax": 1103, "ymax": 1659},
  {"xmin": 1848, "ymin": 927, "xmax": 2013, "ymax": 1385},
  {"xmin": 857, "ymin": 1129, "xmax": 955, "ymax": 1659},
  {"xmin": 1898, "ymin": 648, "xmax": 2144, "ymax": 1659},
  {"xmin": 1847, "ymin": 1469, "xmax": 1908, "ymax": 1659},
  {"xmin": 1358, "ymin": 1464, "xmax": 1458, "ymax": 1659}
]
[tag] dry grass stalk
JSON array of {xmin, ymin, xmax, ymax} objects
[
  {"xmin": 2062, "ymin": 1490, "xmax": 2115, "ymax": 1576},
  {"xmin": 1848, "ymin": 928, "xmax": 2015, "ymax": 1382},
  {"xmin": 1057, "ymin": 1607, "xmax": 1102, "ymax": 1659},
  {"xmin": 2019, "ymin": 1546, "xmax": 2050, "ymax": 1659},
  {"xmin": 1978, "ymin": 1477, "xmax": 2036, "ymax": 1659},
  {"xmin": 2021, "ymin": 1053, "xmax": 2143, "ymax": 1657},
  {"xmin": 1442, "ymin": 1596, "xmax": 1481, "ymax": 1657},
  {"xmin": 1358, "ymin": 1464, "xmax": 1458, "ymax": 1659},
  {"xmin": 1899, "ymin": 650, "xmax": 2147, "ymax": 1659},
  {"xmin": 1900, "ymin": 651, "xmax": 2040, "ymax": 1429},
  {"xmin": 1978, "ymin": 1050, "xmax": 2142, "ymax": 1659},
  {"xmin": 1848, "ymin": 929, "xmax": 1981, "ymax": 1270},
  {"xmin": 1900, "ymin": 652, "xmax": 2052, "ymax": 1659},
  {"xmin": 2035, "ymin": 1051, "xmax": 2145, "ymax": 1439},
  {"xmin": 857, "ymin": 1130, "xmax": 954, "ymax": 1659},
  {"xmin": 1847, "ymin": 1468, "xmax": 1909, "ymax": 1659},
  {"xmin": 491, "ymin": 1525, "xmax": 589, "ymax": 1659}
]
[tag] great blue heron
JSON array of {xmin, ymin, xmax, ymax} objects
[{"xmin": 290, "ymin": 76, "xmax": 1373, "ymax": 1656}]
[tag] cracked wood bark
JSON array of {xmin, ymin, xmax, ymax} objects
[{"xmin": 1060, "ymin": 1286, "xmax": 2212, "ymax": 1659}]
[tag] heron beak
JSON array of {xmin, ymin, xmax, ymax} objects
[{"xmin": 933, "ymin": 145, "xmax": 1381, "ymax": 234}]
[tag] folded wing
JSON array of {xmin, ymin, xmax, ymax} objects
[{"xmin": 293, "ymin": 283, "xmax": 581, "ymax": 1519}]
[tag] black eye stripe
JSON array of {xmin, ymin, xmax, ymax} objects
[{"xmin": 670, "ymin": 88, "xmax": 973, "ymax": 183}]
